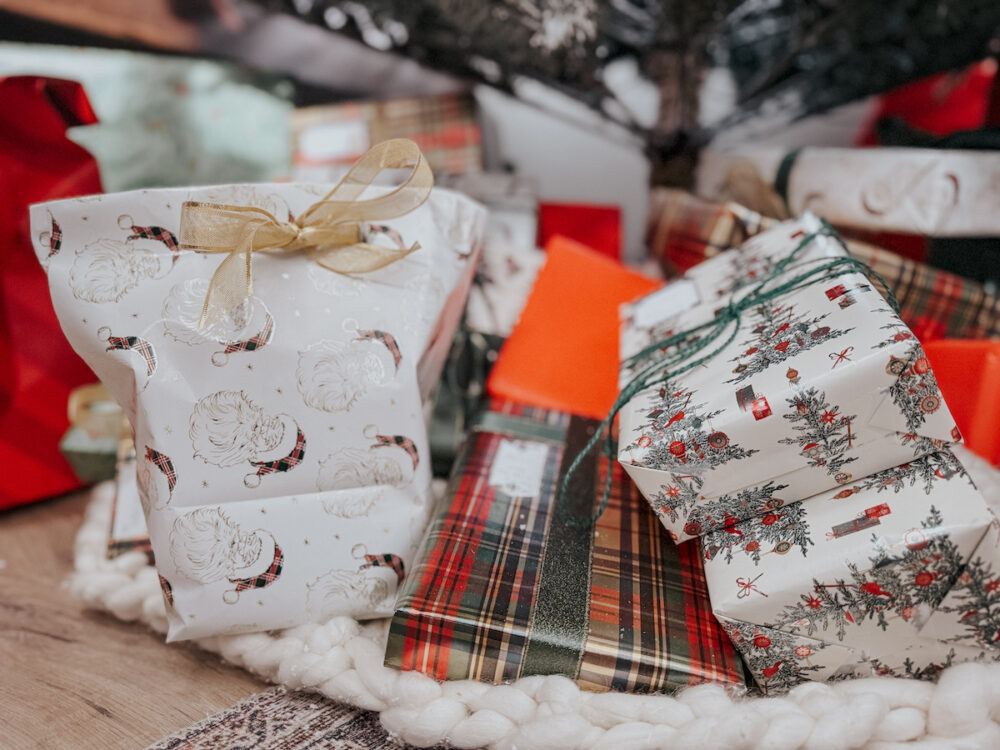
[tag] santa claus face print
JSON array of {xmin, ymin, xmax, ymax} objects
[
  {"xmin": 189, "ymin": 390, "xmax": 285, "ymax": 468},
  {"xmin": 169, "ymin": 507, "xmax": 265, "ymax": 584},
  {"xmin": 305, "ymin": 567, "xmax": 392, "ymax": 619},
  {"xmin": 296, "ymin": 339, "xmax": 390, "ymax": 412},
  {"xmin": 70, "ymin": 239, "xmax": 168, "ymax": 303},
  {"xmin": 162, "ymin": 279, "xmax": 274, "ymax": 366}
]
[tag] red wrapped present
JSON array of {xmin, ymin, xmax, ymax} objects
[{"xmin": 0, "ymin": 76, "xmax": 100, "ymax": 509}]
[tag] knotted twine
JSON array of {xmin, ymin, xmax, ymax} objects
[{"xmin": 558, "ymin": 222, "xmax": 902, "ymax": 526}]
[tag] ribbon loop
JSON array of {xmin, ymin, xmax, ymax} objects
[{"xmin": 178, "ymin": 139, "xmax": 433, "ymax": 328}]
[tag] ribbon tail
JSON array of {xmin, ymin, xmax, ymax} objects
[
  {"xmin": 199, "ymin": 245, "xmax": 253, "ymax": 329},
  {"xmin": 311, "ymin": 241, "xmax": 420, "ymax": 275}
]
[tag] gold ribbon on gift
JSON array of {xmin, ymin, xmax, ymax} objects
[{"xmin": 179, "ymin": 138, "xmax": 433, "ymax": 327}]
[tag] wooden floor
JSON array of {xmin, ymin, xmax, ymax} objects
[{"xmin": 0, "ymin": 490, "xmax": 264, "ymax": 750}]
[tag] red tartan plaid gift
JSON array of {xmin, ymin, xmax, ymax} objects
[
  {"xmin": 386, "ymin": 399, "xmax": 747, "ymax": 692},
  {"xmin": 647, "ymin": 189, "xmax": 1000, "ymax": 341}
]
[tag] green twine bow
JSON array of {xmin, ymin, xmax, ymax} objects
[{"xmin": 558, "ymin": 220, "xmax": 901, "ymax": 528}]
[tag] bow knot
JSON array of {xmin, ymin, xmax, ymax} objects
[{"xmin": 178, "ymin": 139, "xmax": 433, "ymax": 328}]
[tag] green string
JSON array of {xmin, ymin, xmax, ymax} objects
[{"xmin": 558, "ymin": 220, "xmax": 900, "ymax": 528}]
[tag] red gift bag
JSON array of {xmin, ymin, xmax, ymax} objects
[{"xmin": 0, "ymin": 76, "xmax": 101, "ymax": 509}]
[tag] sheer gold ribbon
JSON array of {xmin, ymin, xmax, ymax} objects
[{"xmin": 178, "ymin": 138, "xmax": 433, "ymax": 327}]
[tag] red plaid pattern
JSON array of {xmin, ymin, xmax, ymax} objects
[
  {"xmin": 229, "ymin": 543, "xmax": 284, "ymax": 595},
  {"xmin": 47, "ymin": 216, "xmax": 62, "ymax": 258},
  {"xmin": 357, "ymin": 328, "xmax": 402, "ymax": 372},
  {"xmin": 145, "ymin": 446, "xmax": 177, "ymax": 492},
  {"xmin": 105, "ymin": 334, "xmax": 157, "ymax": 376},
  {"xmin": 387, "ymin": 403, "xmax": 747, "ymax": 692},
  {"xmin": 127, "ymin": 223, "xmax": 181, "ymax": 265},
  {"xmin": 158, "ymin": 574, "xmax": 174, "ymax": 607},
  {"xmin": 371, "ymin": 433, "xmax": 419, "ymax": 470},
  {"xmin": 222, "ymin": 313, "xmax": 274, "ymax": 355},
  {"xmin": 249, "ymin": 427, "xmax": 306, "ymax": 480},
  {"xmin": 648, "ymin": 188, "xmax": 1000, "ymax": 340},
  {"xmin": 361, "ymin": 553, "xmax": 406, "ymax": 584}
]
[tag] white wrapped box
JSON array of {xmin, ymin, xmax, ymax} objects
[
  {"xmin": 703, "ymin": 451, "xmax": 997, "ymax": 691},
  {"xmin": 33, "ymin": 178, "xmax": 484, "ymax": 640},
  {"xmin": 618, "ymin": 216, "xmax": 959, "ymax": 542},
  {"xmin": 697, "ymin": 147, "xmax": 1000, "ymax": 237}
]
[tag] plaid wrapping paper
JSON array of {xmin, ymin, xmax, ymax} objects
[
  {"xmin": 292, "ymin": 93, "xmax": 481, "ymax": 178},
  {"xmin": 386, "ymin": 401, "xmax": 746, "ymax": 692},
  {"xmin": 647, "ymin": 189, "xmax": 1000, "ymax": 341}
]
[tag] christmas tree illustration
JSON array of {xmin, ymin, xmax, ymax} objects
[
  {"xmin": 884, "ymin": 341, "xmax": 943, "ymax": 433},
  {"xmin": 870, "ymin": 307, "xmax": 917, "ymax": 351},
  {"xmin": 726, "ymin": 303, "xmax": 852, "ymax": 385},
  {"xmin": 773, "ymin": 508, "xmax": 963, "ymax": 641},
  {"xmin": 778, "ymin": 387, "xmax": 858, "ymax": 479},
  {"xmin": 848, "ymin": 451, "xmax": 969, "ymax": 497},
  {"xmin": 940, "ymin": 541, "xmax": 1000, "ymax": 649},
  {"xmin": 721, "ymin": 620, "xmax": 825, "ymax": 693},
  {"xmin": 864, "ymin": 650, "xmax": 957, "ymax": 680},
  {"xmin": 628, "ymin": 384, "xmax": 758, "ymax": 475},
  {"xmin": 717, "ymin": 249, "xmax": 775, "ymax": 298},
  {"xmin": 700, "ymin": 482, "xmax": 813, "ymax": 564},
  {"xmin": 649, "ymin": 474, "xmax": 702, "ymax": 527}
]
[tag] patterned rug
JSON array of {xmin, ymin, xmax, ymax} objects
[{"xmin": 146, "ymin": 688, "xmax": 440, "ymax": 750}]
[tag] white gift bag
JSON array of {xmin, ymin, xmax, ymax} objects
[{"xmin": 33, "ymin": 144, "xmax": 485, "ymax": 640}]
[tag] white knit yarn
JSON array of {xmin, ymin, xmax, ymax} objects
[{"xmin": 70, "ymin": 446, "xmax": 1000, "ymax": 750}]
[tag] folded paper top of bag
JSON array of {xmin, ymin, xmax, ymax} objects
[
  {"xmin": 32, "ymin": 167, "xmax": 485, "ymax": 640},
  {"xmin": 616, "ymin": 216, "xmax": 960, "ymax": 542},
  {"xmin": 703, "ymin": 449, "xmax": 995, "ymax": 690},
  {"xmin": 386, "ymin": 398, "xmax": 747, "ymax": 692}
]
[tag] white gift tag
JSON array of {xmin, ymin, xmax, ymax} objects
[
  {"xmin": 488, "ymin": 439, "xmax": 549, "ymax": 498},
  {"xmin": 632, "ymin": 279, "xmax": 699, "ymax": 328}
]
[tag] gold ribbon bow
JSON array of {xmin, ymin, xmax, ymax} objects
[{"xmin": 179, "ymin": 139, "xmax": 433, "ymax": 327}]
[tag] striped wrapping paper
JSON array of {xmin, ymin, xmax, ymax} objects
[
  {"xmin": 386, "ymin": 400, "xmax": 747, "ymax": 692},
  {"xmin": 647, "ymin": 189, "xmax": 1000, "ymax": 341}
]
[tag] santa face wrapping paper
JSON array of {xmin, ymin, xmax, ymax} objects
[
  {"xmin": 31, "ymin": 181, "xmax": 485, "ymax": 640},
  {"xmin": 617, "ymin": 215, "xmax": 960, "ymax": 543},
  {"xmin": 702, "ymin": 450, "xmax": 999, "ymax": 692}
]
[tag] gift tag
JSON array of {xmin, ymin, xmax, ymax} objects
[
  {"xmin": 632, "ymin": 279, "xmax": 700, "ymax": 329},
  {"xmin": 488, "ymin": 439, "xmax": 549, "ymax": 498}
]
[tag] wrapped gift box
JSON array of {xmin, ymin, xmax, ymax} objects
[
  {"xmin": 618, "ymin": 216, "xmax": 961, "ymax": 542},
  {"xmin": 33, "ymin": 149, "xmax": 485, "ymax": 640},
  {"xmin": 645, "ymin": 188, "xmax": 1000, "ymax": 341},
  {"xmin": 386, "ymin": 400, "xmax": 747, "ymax": 692},
  {"xmin": 702, "ymin": 449, "xmax": 996, "ymax": 692},
  {"xmin": 487, "ymin": 236, "xmax": 659, "ymax": 420},
  {"xmin": 697, "ymin": 147, "xmax": 1000, "ymax": 238}
]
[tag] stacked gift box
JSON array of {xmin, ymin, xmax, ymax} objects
[{"xmin": 615, "ymin": 214, "xmax": 1000, "ymax": 690}]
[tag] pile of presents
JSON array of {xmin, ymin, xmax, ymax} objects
[{"xmin": 7, "ymin": 44, "xmax": 1000, "ymax": 699}]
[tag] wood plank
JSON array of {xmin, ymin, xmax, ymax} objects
[
  {"xmin": 0, "ymin": 0, "xmax": 200, "ymax": 51},
  {"xmin": 0, "ymin": 491, "xmax": 264, "ymax": 749}
]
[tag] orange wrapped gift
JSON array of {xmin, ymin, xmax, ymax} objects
[{"xmin": 486, "ymin": 235, "xmax": 658, "ymax": 419}]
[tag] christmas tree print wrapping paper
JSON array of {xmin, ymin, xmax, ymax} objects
[
  {"xmin": 702, "ymin": 449, "xmax": 1000, "ymax": 692},
  {"xmin": 31, "ymin": 179, "xmax": 485, "ymax": 641},
  {"xmin": 385, "ymin": 399, "xmax": 747, "ymax": 692},
  {"xmin": 617, "ymin": 214, "xmax": 960, "ymax": 543}
]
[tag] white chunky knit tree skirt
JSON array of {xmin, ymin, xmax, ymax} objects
[{"xmin": 71, "ymin": 447, "xmax": 1000, "ymax": 750}]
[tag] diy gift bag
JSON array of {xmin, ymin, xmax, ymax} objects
[
  {"xmin": 32, "ymin": 141, "xmax": 485, "ymax": 640},
  {"xmin": 617, "ymin": 215, "xmax": 961, "ymax": 542}
]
